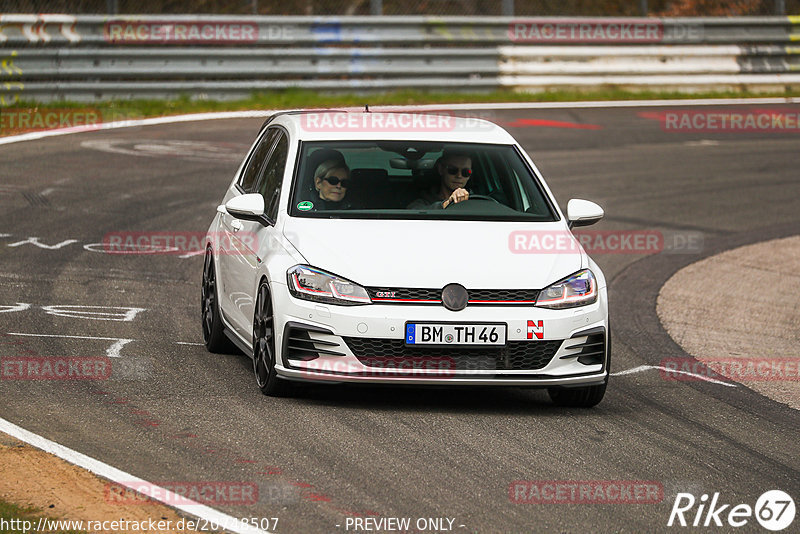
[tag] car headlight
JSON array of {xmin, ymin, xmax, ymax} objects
[
  {"xmin": 536, "ymin": 269, "xmax": 597, "ymax": 309},
  {"xmin": 287, "ymin": 265, "xmax": 371, "ymax": 306}
]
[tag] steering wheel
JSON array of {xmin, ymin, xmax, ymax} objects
[
  {"xmin": 443, "ymin": 194, "xmax": 501, "ymax": 209},
  {"xmin": 465, "ymin": 194, "xmax": 500, "ymax": 204}
]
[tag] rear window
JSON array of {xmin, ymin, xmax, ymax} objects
[{"xmin": 289, "ymin": 141, "xmax": 558, "ymax": 221}]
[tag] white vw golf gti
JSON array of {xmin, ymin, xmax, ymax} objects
[{"xmin": 202, "ymin": 111, "xmax": 609, "ymax": 407}]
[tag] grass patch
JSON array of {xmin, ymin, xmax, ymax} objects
[
  {"xmin": 0, "ymin": 500, "xmax": 85, "ymax": 534},
  {"xmin": 2, "ymin": 87, "xmax": 799, "ymax": 136}
]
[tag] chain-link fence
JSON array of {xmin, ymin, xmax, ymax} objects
[{"xmin": 2, "ymin": 0, "xmax": 798, "ymax": 15}]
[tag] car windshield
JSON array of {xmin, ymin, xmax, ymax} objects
[{"xmin": 289, "ymin": 141, "xmax": 559, "ymax": 221}]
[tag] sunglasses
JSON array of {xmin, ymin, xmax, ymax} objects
[
  {"xmin": 322, "ymin": 176, "xmax": 350, "ymax": 187},
  {"xmin": 446, "ymin": 166, "xmax": 472, "ymax": 178}
]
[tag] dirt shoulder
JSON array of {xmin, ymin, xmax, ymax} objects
[
  {"xmin": 0, "ymin": 432, "xmax": 201, "ymax": 534},
  {"xmin": 657, "ymin": 235, "xmax": 800, "ymax": 409}
]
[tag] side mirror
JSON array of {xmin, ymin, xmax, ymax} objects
[
  {"xmin": 225, "ymin": 193, "xmax": 265, "ymax": 222},
  {"xmin": 567, "ymin": 199, "xmax": 604, "ymax": 228}
]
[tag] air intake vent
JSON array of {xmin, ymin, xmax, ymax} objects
[
  {"xmin": 560, "ymin": 327, "xmax": 606, "ymax": 366},
  {"xmin": 342, "ymin": 337, "xmax": 561, "ymax": 371},
  {"xmin": 284, "ymin": 324, "xmax": 344, "ymax": 362}
]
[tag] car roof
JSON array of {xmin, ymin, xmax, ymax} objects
[{"xmin": 264, "ymin": 110, "xmax": 517, "ymax": 144}]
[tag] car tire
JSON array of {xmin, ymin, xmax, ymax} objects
[
  {"xmin": 201, "ymin": 250, "xmax": 235, "ymax": 353},
  {"xmin": 547, "ymin": 382, "xmax": 606, "ymax": 407},
  {"xmin": 252, "ymin": 280, "xmax": 292, "ymax": 397},
  {"xmin": 547, "ymin": 327, "xmax": 610, "ymax": 407}
]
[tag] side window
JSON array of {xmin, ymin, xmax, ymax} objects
[
  {"xmin": 238, "ymin": 128, "xmax": 279, "ymax": 192},
  {"xmin": 256, "ymin": 131, "xmax": 289, "ymax": 221}
]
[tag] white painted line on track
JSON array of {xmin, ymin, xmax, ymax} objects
[
  {"xmin": 40, "ymin": 305, "xmax": 147, "ymax": 322},
  {"xmin": 1, "ymin": 97, "xmax": 798, "ymax": 148},
  {"xmin": 611, "ymin": 364, "xmax": 736, "ymax": 387},
  {"xmin": 105, "ymin": 339, "xmax": 133, "ymax": 358},
  {"xmin": 0, "ymin": 303, "xmax": 31, "ymax": 313},
  {"xmin": 7, "ymin": 332, "xmax": 134, "ymax": 358},
  {"xmin": 176, "ymin": 341, "xmax": 204, "ymax": 346},
  {"xmin": 0, "ymin": 418, "xmax": 270, "ymax": 534},
  {"xmin": 7, "ymin": 237, "xmax": 78, "ymax": 249}
]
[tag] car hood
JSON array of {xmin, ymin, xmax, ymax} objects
[{"xmin": 283, "ymin": 218, "xmax": 584, "ymax": 289}]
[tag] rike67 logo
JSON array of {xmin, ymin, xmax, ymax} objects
[{"xmin": 668, "ymin": 490, "xmax": 795, "ymax": 531}]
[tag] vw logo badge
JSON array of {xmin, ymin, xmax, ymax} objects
[{"xmin": 441, "ymin": 283, "xmax": 468, "ymax": 311}]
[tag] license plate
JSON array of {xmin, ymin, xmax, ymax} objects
[{"xmin": 405, "ymin": 323, "xmax": 506, "ymax": 346}]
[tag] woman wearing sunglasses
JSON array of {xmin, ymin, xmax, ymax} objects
[
  {"xmin": 407, "ymin": 150, "xmax": 472, "ymax": 210},
  {"xmin": 313, "ymin": 158, "xmax": 352, "ymax": 210}
]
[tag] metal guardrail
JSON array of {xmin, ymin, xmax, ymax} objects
[
  {"xmin": 2, "ymin": 15, "xmax": 800, "ymax": 45},
  {"xmin": 2, "ymin": 15, "xmax": 800, "ymax": 102}
]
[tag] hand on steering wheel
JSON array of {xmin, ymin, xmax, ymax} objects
[
  {"xmin": 442, "ymin": 187, "xmax": 470, "ymax": 208},
  {"xmin": 465, "ymin": 194, "xmax": 500, "ymax": 203},
  {"xmin": 443, "ymin": 192, "xmax": 500, "ymax": 208}
]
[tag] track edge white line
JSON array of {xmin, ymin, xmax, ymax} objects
[
  {"xmin": 611, "ymin": 364, "xmax": 736, "ymax": 386},
  {"xmin": 1, "ymin": 97, "xmax": 799, "ymax": 147},
  {"xmin": 0, "ymin": 418, "xmax": 270, "ymax": 534}
]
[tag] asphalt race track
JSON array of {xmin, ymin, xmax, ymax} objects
[{"xmin": 1, "ymin": 103, "xmax": 799, "ymax": 533}]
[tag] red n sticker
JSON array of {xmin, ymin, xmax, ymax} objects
[{"xmin": 527, "ymin": 320, "xmax": 544, "ymax": 339}]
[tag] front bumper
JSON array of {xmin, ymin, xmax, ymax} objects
[{"xmin": 271, "ymin": 282, "xmax": 609, "ymax": 387}]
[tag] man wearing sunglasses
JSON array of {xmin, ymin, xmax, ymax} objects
[{"xmin": 407, "ymin": 150, "xmax": 472, "ymax": 210}]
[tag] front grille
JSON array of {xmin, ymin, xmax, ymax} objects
[
  {"xmin": 343, "ymin": 337, "xmax": 562, "ymax": 371},
  {"xmin": 468, "ymin": 289, "xmax": 538, "ymax": 303},
  {"xmin": 506, "ymin": 339, "xmax": 565, "ymax": 369},
  {"xmin": 367, "ymin": 287, "xmax": 440, "ymax": 302},
  {"xmin": 366, "ymin": 287, "xmax": 539, "ymax": 305}
]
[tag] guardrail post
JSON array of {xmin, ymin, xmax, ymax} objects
[
  {"xmin": 775, "ymin": 0, "xmax": 785, "ymax": 15},
  {"xmin": 371, "ymin": 0, "xmax": 383, "ymax": 15},
  {"xmin": 639, "ymin": 0, "xmax": 648, "ymax": 16},
  {"xmin": 105, "ymin": 0, "xmax": 118, "ymax": 15},
  {"xmin": 502, "ymin": 0, "xmax": 514, "ymax": 17}
]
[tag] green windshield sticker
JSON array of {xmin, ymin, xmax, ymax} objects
[{"xmin": 297, "ymin": 201, "xmax": 313, "ymax": 211}]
